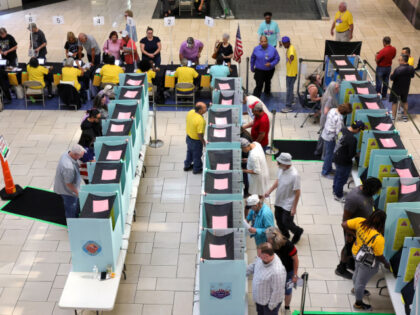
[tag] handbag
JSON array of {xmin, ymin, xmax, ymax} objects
[
  {"xmin": 355, "ymin": 232, "xmax": 379, "ymax": 268},
  {"xmin": 102, "ymin": 40, "xmax": 110, "ymax": 63},
  {"xmin": 212, "ymin": 42, "xmax": 222, "ymax": 59}
]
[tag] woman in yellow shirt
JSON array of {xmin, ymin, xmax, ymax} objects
[
  {"xmin": 27, "ymin": 57, "xmax": 53, "ymax": 98},
  {"xmin": 61, "ymin": 58, "xmax": 84, "ymax": 91},
  {"xmin": 99, "ymin": 55, "xmax": 124, "ymax": 85},
  {"xmin": 136, "ymin": 59, "xmax": 156, "ymax": 92},
  {"xmin": 342, "ymin": 211, "xmax": 389, "ymax": 311}
]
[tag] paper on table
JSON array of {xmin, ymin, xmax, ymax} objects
[
  {"xmin": 396, "ymin": 168, "xmax": 413, "ymax": 178},
  {"xmin": 345, "ymin": 74, "xmax": 357, "ymax": 81},
  {"xmin": 216, "ymin": 163, "xmax": 230, "ymax": 171},
  {"xmin": 106, "ymin": 150, "xmax": 122, "ymax": 161},
  {"xmin": 110, "ymin": 124, "xmax": 124, "ymax": 132},
  {"xmin": 335, "ymin": 60, "xmax": 347, "ymax": 66},
  {"xmin": 93, "ymin": 199, "xmax": 109, "ymax": 213},
  {"xmin": 209, "ymin": 244, "xmax": 227, "ymax": 259},
  {"xmin": 126, "ymin": 79, "xmax": 141, "ymax": 86},
  {"xmin": 379, "ymin": 138, "xmax": 396, "ymax": 148},
  {"xmin": 365, "ymin": 102, "xmax": 380, "ymax": 110},
  {"xmin": 215, "ymin": 117, "xmax": 228, "ymax": 125},
  {"xmin": 221, "ymin": 99, "xmax": 232, "ymax": 105},
  {"xmin": 218, "ymin": 83, "xmax": 230, "ymax": 90},
  {"xmin": 401, "ymin": 184, "xmax": 417, "ymax": 194},
  {"xmin": 357, "ymin": 87, "xmax": 369, "ymax": 94},
  {"xmin": 214, "ymin": 178, "xmax": 228, "ymax": 190},
  {"xmin": 243, "ymin": 219, "xmax": 251, "ymax": 229},
  {"xmin": 213, "ymin": 129, "xmax": 226, "ymax": 138},
  {"xmin": 375, "ymin": 123, "xmax": 392, "ymax": 131},
  {"xmin": 118, "ymin": 112, "xmax": 131, "ymax": 119},
  {"xmin": 101, "ymin": 169, "xmax": 117, "ymax": 181},
  {"xmin": 212, "ymin": 216, "xmax": 228, "ymax": 229},
  {"xmin": 124, "ymin": 90, "xmax": 138, "ymax": 98}
]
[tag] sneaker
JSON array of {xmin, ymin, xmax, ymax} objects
[
  {"xmin": 291, "ymin": 228, "xmax": 304, "ymax": 244},
  {"xmin": 351, "ymin": 288, "xmax": 371, "ymax": 297},
  {"xmin": 183, "ymin": 165, "xmax": 193, "ymax": 172},
  {"xmin": 284, "ymin": 308, "xmax": 291, "ymax": 315},
  {"xmin": 281, "ymin": 107, "xmax": 292, "ymax": 113},
  {"xmin": 335, "ymin": 267, "xmax": 353, "ymax": 280},
  {"xmin": 322, "ymin": 173, "xmax": 334, "ymax": 180},
  {"xmin": 353, "ymin": 302, "xmax": 372, "ymax": 311},
  {"xmin": 402, "ymin": 115, "xmax": 408, "ymax": 122}
]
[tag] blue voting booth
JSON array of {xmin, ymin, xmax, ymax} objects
[
  {"xmin": 212, "ymin": 77, "xmax": 243, "ymax": 105},
  {"xmin": 396, "ymin": 237, "xmax": 420, "ymax": 292},
  {"xmin": 208, "ymin": 105, "xmax": 242, "ymax": 126},
  {"xmin": 94, "ymin": 139, "xmax": 133, "ymax": 177}
]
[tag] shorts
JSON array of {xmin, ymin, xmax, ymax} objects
[
  {"xmin": 285, "ymin": 270, "xmax": 294, "ymax": 295},
  {"xmin": 389, "ymin": 92, "xmax": 408, "ymax": 103}
]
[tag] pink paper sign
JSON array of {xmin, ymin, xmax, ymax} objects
[
  {"xmin": 357, "ymin": 87, "xmax": 369, "ymax": 94},
  {"xmin": 335, "ymin": 60, "xmax": 347, "ymax": 66},
  {"xmin": 345, "ymin": 74, "xmax": 357, "ymax": 81},
  {"xmin": 213, "ymin": 129, "xmax": 226, "ymax": 138},
  {"xmin": 118, "ymin": 112, "xmax": 131, "ymax": 119},
  {"xmin": 379, "ymin": 138, "xmax": 396, "ymax": 148},
  {"xmin": 93, "ymin": 199, "xmax": 109, "ymax": 213},
  {"xmin": 106, "ymin": 150, "xmax": 122, "ymax": 161},
  {"xmin": 124, "ymin": 90, "xmax": 138, "ymax": 98},
  {"xmin": 214, "ymin": 178, "xmax": 228, "ymax": 190},
  {"xmin": 365, "ymin": 102, "xmax": 379, "ymax": 109},
  {"xmin": 110, "ymin": 124, "xmax": 124, "ymax": 132},
  {"xmin": 401, "ymin": 184, "xmax": 417, "ymax": 194},
  {"xmin": 221, "ymin": 99, "xmax": 232, "ymax": 105},
  {"xmin": 101, "ymin": 169, "xmax": 117, "ymax": 181},
  {"xmin": 216, "ymin": 163, "xmax": 230, "ymax": 171},
  {"xmin": 396, "ymin": 168, "xmax": 412, "ymax": 178},
  {"xmin": 215, "ymin": 117, "xmax": 228, "ymax": 125},
  {"xmin": 212, "ymin": 216, "xmax": 228, "ymax": 229},
  {"xmin": 375, "ymin": 123, "xmax": 392, "ymax": 131},
  {"xmin": 218, "ymin": 83, "xmax": 230, "ymax": 90},
  {"xmin": 126, "ymin": 79, "xmax": 141, "ymax": 86},
  {"xmin": 209, "ymin": 244, "xmax": 227, "ymax": 259}
]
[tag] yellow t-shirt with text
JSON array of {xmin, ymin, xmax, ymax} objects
[
  {"xmin": 334, "ymin": 10, "xmax": 353, "ymax": 33},
  {"xmin": 186, "ymin": 109, "xmax": 205, "ymax": 140},
  {"xmin": 62, "ymin": 67, "xmax": 82, "ymax": 91},
  {"xmin": 347, "ymin": 217, "xmax": 385, "ymax": 257},
  {"xmin": 286, "ymin": 45, "xmax": 298, "ymax": 77},
  {"xmin": 27, "ymin": 65, "xmax": 48, "ymax": 88},
  {"xmin": 136, "ymin": 69, "xmax": 156, "ymax": 92},
  {"xmin": 174, "ymin": 66, "xmax": 199, "ymax": 91},
  {"xmin": 100, "ymin": 64, "xmax": 124, "ymax": 84}
]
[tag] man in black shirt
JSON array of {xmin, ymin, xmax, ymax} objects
[
  {"xmin": 28, "ymin": 23, "xmax": 47, "ymax": 59},
  {"xmin": 0, "ymin": 28, "xmax": 18, "ymax": 66},
  {"xmin": 390, "ymin": 54, "xmax": 415, "ymax": 122},
  {"xmin": 332, "ymin": 120, "xmax": 366, "ymax": 202}
]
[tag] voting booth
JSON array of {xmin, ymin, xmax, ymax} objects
[
  {"xmin": 207, "ymin": 125, "xmax": 240, "ymax": 145},
  {"xmin": 396, "ymin": 237, "xmax": 420, "ymax": 293},
  {"xmin": 339, "ymin": 80, "xmax": 376, "ymax": 104},
  {"xmin": 208, "ymin": 105, "xmax": 242, "ymax": 126},
  {"xmin": 212, "ymin": 78, "xmax": 243, "ymax": 105},
  {"xmin": 325, "ymin": 55, "xmax": 360, "ymax": 86},
  {"xmin": 202, "ymin": 197, "xmax": 244, "ymax": 229},
  {"xmin": 203, "ymin": 170, "xmax": 243, "ymax": 196},
  {"xmin": 119, "ymin": 73, "xmax": 147, "ymax": 89},
  {"xmin": 347, "ymin": 94, "xmax": 385, "ymax": 125},
  {"xmin": 94, "ymin": 140, "xmax": 133, "ymax": 177},
  {"xmin": 205, "ymin": 146, "xmax": 242, "ymax": 171}
]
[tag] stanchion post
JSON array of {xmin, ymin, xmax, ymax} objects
[
  {"xmin": 265, "ymin": 109, "xmax": 278, "ymax": 155},
  {"xmin": 149, "ymin": 102, "xmax": 164, "ymax": 148}
]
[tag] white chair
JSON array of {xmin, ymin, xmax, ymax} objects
[
  {"xmin": 179, "ymin": 0, "xmax": 193, "ymax": 16},
  {"xmin": 23, "ymin": 81, "xmax": 45, "ymax": 108},
  {"xmin": 175, "ymin": 83, "xmax": 195, "ymax": 108}
]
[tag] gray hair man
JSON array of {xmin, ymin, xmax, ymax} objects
[
  {"xmin": 242, "ymin": 101, "xmax": 271, "ymax": 149},
  {"xmin": 28, "ymin": 22, "xmax": 47, "ymax": 59},
  {"xmin": 77, "ymin": 33, "xmax": 101, "ymax": 66},
  {"xmin": 54, "ymin": 144, "xmax": 85, "ymax": 218},
  {"xmin": 330, "ymin": 2, "xmax": 353, "ymax": 41}
]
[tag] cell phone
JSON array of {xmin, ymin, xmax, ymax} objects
[{"xmin": 100, "ymin": 271, "xmax": 107, "ymax": 280}]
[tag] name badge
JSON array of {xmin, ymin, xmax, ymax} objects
[{"xmin": 336, "ymin": 18, "xmax": 342, "ymax": 24}]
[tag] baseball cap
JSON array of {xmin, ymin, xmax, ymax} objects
[
  {"xmin": 121, "ymin": 30, "xmax": 129, "ymax": 37},
  {"xmin": 276, "ymin": 152, "xmax": 292, "ymax": 165},
  {"xmin": 352, "ymin": 120, "xmax": 367, "ymax": 130},
  {"xmin": 247, "ymin": 195, "xmax": 260, "ymax": 206},
  {"xmin": 281, "ymin": 36, "xmax": 290, "ymax": 43}
]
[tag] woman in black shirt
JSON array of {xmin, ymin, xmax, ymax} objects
[
  {"xmin": 213, "ymin": 33, "xmax": 233, "ymax": 65},
  {"xmin": 64, "ymin": 31, "xmax": 80, "ymax": 59},
  {"xmin": 140, "ymin": 27, "xmax": 161, "ymax": 67}
]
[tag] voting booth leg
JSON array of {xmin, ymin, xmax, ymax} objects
[
  {"xmin": 265, "ymin": 110, "xmax": 279, "ymax": 155},
  {"xmin": 0, "ymin": 155, "xmax": 22, "ymax": 200},
  {"xmin": 149, "ymin": 103, "xmax": 164, "ymax": 148}
]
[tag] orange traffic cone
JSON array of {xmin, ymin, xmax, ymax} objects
[{"xmin": 0, "ymin": 155, "xmax": 22, "ymax": 200}]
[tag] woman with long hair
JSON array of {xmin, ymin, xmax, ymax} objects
[{"xmin": 320, "ymin": 81, "xmax": 340, "ymax": 128}]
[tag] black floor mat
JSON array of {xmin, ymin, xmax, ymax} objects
[
  {"xmin": 273, "ymin": 139, "xmax": 321, "ymax": 161},
  {"xmin": 0, "ymin": 186, "xmax": 67, "ymax": 227}
]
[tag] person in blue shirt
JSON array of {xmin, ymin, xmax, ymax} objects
[
  {"xmin": 209, "ymin": 55, "xmax": 231, "ymax": 87},
  {"xmin": 257, "ymin": 12, "xmax": 281, "ymax": 48},
  {"xmin": 246, "ymin": 194, "xmax": 275, "ymax": 246},
  {"xmin": 250, "ymin": 35, "xmax": 280, "ymax": 98}
]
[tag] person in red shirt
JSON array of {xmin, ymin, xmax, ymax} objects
[
  {"xmin": 375, "ymin": 36, "xmax": 396, "ymax": 98},
  {"xmin": 243, "ymin": 102, "xmax": 270, "ymax": 149},
  {"xmin": 121, "ymin": 30, "xmax": 139, "ymax": 72}
]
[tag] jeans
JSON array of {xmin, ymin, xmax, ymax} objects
[
  {"xmin": 274, "ymin": 206, "xmax": 301, "ymax": 238},
  {"xmin": 321, "ymin": 139, "xmax": 335, "ymax": 175},
  {"xmin": 286, "ymin": 76, "xmax": 297, "ymax": 107},
  {"xmin": 285, "ymin": 270, "xmax": 294, "ymax": 295},
  {"xmin": 61, "ymin": 194, "xmax": 80, "ymax": 218},
  {"xmin": 253, "ymin": 68, "xmax": 275, "ymax": 97},
  {"xmin": 375, "ymin": 66, "xmax": 391, "ymax": 98},
  {"xmin": 333, "ymin": 164, "xmax": 352, "ymax": 198},
  {"xmin": 256, "ymin": 303, "xmax": 281, "ymax": 315},
  {"xmin": 352, "ymin": 257, "xmax": 379, "ymax": 302},
  {"xmin": 184, "ymin": 136, "xmax": 203, "ymax": 172}
]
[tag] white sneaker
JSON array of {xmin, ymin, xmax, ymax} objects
[{"xmin": 334, "ymin": 194, "xmax": 345, "ymax": 203}]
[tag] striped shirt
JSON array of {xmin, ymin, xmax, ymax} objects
[{"xmin": 247, "ymin": 255, "xmax": 286, "ymax": 310}]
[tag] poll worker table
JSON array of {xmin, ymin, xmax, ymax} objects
[{"xmin": 59, "ymin": 114, "xmax": 153, "ymax": 314}]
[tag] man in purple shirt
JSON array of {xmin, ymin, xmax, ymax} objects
[
  {"xmin": 179, "ymin": 37, "xmax": 204, "ymax": 64},
  {"xmin": 251, "ymin": 35, "xmax": 280, "ymax": 98}
]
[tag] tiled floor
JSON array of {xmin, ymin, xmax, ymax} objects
[{"xmin": 0, "ymin": 0, "xmax": 420, "ymax": 314}]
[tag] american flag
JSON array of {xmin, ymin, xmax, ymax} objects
[{"xmin": 233, "ymin": 25, "xmax": 243, "ymax": 63}]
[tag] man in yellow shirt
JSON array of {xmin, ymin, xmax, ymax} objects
[
  {"xmin": 174, "ymin": 58, "xmax": 199, "ymax": 92},
  {"xmin": 402, "ymin": 47, "xmax": 414, "ymax": 66},
  {"xmin": 184, "ymin": 102, "xmax": 207, "ymax": 174},
  {"xmin": 280, "ymin": 37, "xmax": 298, "ymax": 113},
  {"xmin": 100, "ymin": 55, "xmax": 124, "ymax": 85},
  {"xmin": 331, "ymin": 2, "xmax": 353, "ymax": 42}
]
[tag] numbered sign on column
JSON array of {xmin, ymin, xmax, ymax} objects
[
  {"xmin": 164, "ymin": 16, "xmax": 175, "ymax": 27},
  {"xmin": 204, "ymin": 16, "xmax": 214, "ymax": 27},
  {"xmin": 53, "ymin": 16, "xmax": 64, "ymax": 25},
  {"xmin": 25, "ymin": 14, "xmax": 37, "ymax": 24},
  {"xmin": 126, "ymin": 16, "xmax": 136, "ymax": 27},
  {"xmin": 93, "ymin": 16, "xmax": 105, "ymax": 26}
]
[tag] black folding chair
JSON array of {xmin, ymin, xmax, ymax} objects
[{"xmin": 57, "ymin": 83, "xmax": 81, "ymax": 111}]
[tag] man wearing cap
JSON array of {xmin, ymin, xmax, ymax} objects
[
  {"xmin": 179, "ymin": 37, "xmax": 204, "ymax": 64},
  {"xmin": 121, "ymin": 30, "xmax": 139, "ymax": 72},
  {"xmin": 245, "ymin": 194, "xmax": 275, "ymax": 246},
  {"xmin": 265, "ymin": 153, "xmax": 304, "ymax": 244},
  {"xmin": 54, "ymin": 144, "xmax": 86, "ymax": 218},
  {"xmin": 241, "ymin": 138, "xmax": 270, "ymax": 197},
  {"xmin": 280, "ymin": 37, "xmax": 298, "ymax": 113},
  {"xmin": 332, "ymin": 120, "xmax": 365, "ymax": 202},
  {"xmin": 184, "ymin": 102, "xmax": 207, "ymax": 174},
  {"xmin": 242, "ymin": 102, "xmax": 270, "ymax": 150},
  {"xmin": 78, "ymin": 33, "xmax": 101, "ymax": 66},
  {"xmin": 28, "ymin": 23, "xmax": 47, "ymax": 59},
  {"xmin": 257, "ymin": 12, "xmax": 281, "ymax": 48}
]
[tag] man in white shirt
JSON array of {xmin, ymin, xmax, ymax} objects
[
  {"xmin": 265, "ymin": 152, "xmax": 303, "ymax": 244},
  {"xmin": 247, "ymin": 242, "xmax": 286, "ymax": 315}
]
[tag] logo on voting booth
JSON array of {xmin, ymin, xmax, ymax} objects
[
  {"xmin": 414, "ymin": 251, "xmax": 420, "ymax": 257},
  {"xmin": 82, "ymin": 241, "xmax": 102, "ymax": 256},
  {"xmin": 210, "ymin": 283, "xmax": 232, "ymax": 299}
]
